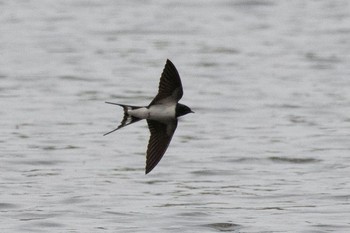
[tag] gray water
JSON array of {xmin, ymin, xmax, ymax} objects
[{"xmin": 1, "ymin": 0, "xmax": 350, "ymax": 232}]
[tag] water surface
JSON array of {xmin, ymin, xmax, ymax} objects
[{"xmin": 1, "ymin": 0, "xmax": 350, "ymax": 232}]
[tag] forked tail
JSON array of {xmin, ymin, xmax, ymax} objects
[{"xmin": 104, "ymin": 102, "xmax": 143, "ymax": 136}]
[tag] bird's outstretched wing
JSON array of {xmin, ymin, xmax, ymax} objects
[
  {"xmin": 149, "ymin": 59, "xmax": 183, "ymax": 106},
  {"xmin": 145, "ymin": 119, "xmax": 177, "ymax": 174}
]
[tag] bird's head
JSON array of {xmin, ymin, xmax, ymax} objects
[{"xmin": 176, "ymin": 103, "xmax": 194, "ymax": 117}]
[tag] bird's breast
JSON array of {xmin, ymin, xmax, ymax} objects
[{"xmin": 147, "ymin": 104, "xmax": 176, "ymax": 122}]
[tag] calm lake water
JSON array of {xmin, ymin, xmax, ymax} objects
[{"xmin": 1, "ymin": 0, "xmax": 350, "ymax": 232}]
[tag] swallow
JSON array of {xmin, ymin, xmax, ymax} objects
[{"xmin": 105, "ymin": 59, "xmax": 193, "ymax": 174}]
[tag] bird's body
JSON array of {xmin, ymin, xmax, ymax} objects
[{"xmin": 105, "ymin": 59, "xmax": 193, "ymax": 174}]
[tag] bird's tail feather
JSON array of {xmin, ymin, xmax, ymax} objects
[{"xmin": 104, "ymin": 102, "xmax": 143, "ymax": 136}]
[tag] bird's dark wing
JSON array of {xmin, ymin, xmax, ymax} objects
[
  {"xmin": 145, "ymin": 119, "xmax": 177, "ymax": 174},
  {"xmin": 148, "ymin": 59, "xmax": 183, "ymax": 106}
]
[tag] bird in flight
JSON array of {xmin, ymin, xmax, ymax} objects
[{"xmin": 105, "ymin": 59, "xmax": 193, "ymax": 174}]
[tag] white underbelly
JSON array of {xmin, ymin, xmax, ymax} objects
[
  {"xmin": 128, "ymin": 105, "xmax": 175, "ymax": 121},
  {"xmin": 148, "ymin": 104, "xmax": 176, "ymax": 121},
  {"xmin": 128, "ymin": 107, "xmax": 150, "ymax": 119}
]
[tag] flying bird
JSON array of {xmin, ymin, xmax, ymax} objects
[{"xmin": 105, "ymin": 59, "xmax": 193, "ymax": 174}]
